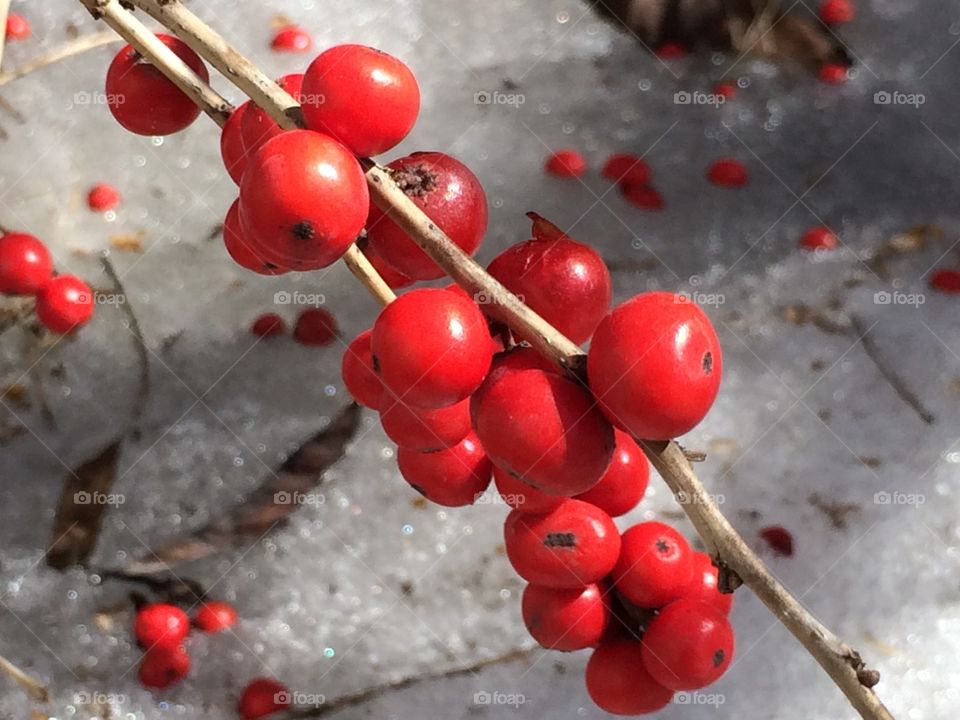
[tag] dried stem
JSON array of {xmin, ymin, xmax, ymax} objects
[
  {"xmin": 0, "ymin": 0, "xmax": 11, "ymax": 70},
  {"xmin": 0, "ymin": 31, "xmax": 120, "ymax": 87},
  {"xmin": 78, "ymin": 1, "xmax": 894, "ymax": 717},
  {"xmin": 0, "ymin": 650, "xmax": 49, "ymax": 702}
]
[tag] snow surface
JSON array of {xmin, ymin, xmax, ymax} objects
[{"xmin": 0, "ymin": 0, "xmax": 959, "ymax": 718}]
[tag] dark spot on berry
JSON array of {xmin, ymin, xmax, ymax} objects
[
  {"xmin": 712, "ymin": 649, "xmax": 725, "ymax": 667},
  {"xmin": 508, "ymin": 469, "xmax": 523, "ymax": 479},
  {"xmin": 703, "ymin": 351, "xmax": 713, "ymax": 374},
  {"xmin": 292, "ymin": 221, "xmax": 315, "ymax": 241},
  {"xmin": 390, "ymin": 164, "xmax": 438, "ymax": 197},
  {"xmin": 371, "ymin": 354, "xmax": 381, "ymax": 373},
  {"xmin": 264, "ymin": 262, "xmax": 278, "ymax": 270},
  {"xmin": 544, "ymin": 532, "xmax": 576, "ymax": 548},
  {"xmin": 655, "ymin": 538, "xmax": 670, "ymax": 554}
]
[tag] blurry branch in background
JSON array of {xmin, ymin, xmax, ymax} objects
[
  {"xmin": 0, "ymin": 30, "xmax": 120, "ymax": 87},
  {"xmin": 0, "ymin": 0, "xmax": 11, "ymax": 69},
  {"xmin": 0, "ymin": 651, "xmax": 49, "ymax": 703},
  {"xmin": 74, "ymin": 1, "xmax": 892, "ymax": 718}
]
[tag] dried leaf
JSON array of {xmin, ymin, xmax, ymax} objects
[{"xmin": 109, "ymin": 231, "xmax": 147, "ymax": 253}]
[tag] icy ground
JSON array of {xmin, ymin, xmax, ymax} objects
[{"xmin": 0, "ymin": 0, "xmax": 959, "ymax": 718}]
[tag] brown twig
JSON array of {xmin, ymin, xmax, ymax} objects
[
  {"xmin": 0, "ymin": 650, "xmax": 49, "ymax": 702},
  {"xmin": 0, "ymin": 31, "xmax": 120, "ymax": 87},
  {"xmin": 0, "ymin": 0, "xmax": 11, "ymax": 71},
  {"xmin": 78, "ymin": 2, "xmax": 894, "ymax": 718}
]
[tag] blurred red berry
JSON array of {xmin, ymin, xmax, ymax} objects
[
  {"xmin": 930, "ymin": 268, "xmax": 960, "ymax": 294},
  {"xmin": 251, "ymin": 313, "xmax": 286, "ymax": 338},
  {"xmin": 87, "ymin": 183, "xmax": 121, "ymax": 212},
  {"xmin": 707, "ymin": 158, "xmax": 748, "ymax": 187},
  {"xmin": 601, "ymin": 153, "xmax": 650, "ymax": 184},
  {"xmin": 5, "ymin": 14, "xmax": 30, "ymax": 40},
  {"xmin": 238, "ymin": 677, "xmax": 291, "ymax": 719},
  {"xmin": 713, "ymin": 81, "xmax": 737, "ymax": 99},
  {"xmin": 818, "ymin": 63, "xmax": 849, "ymax": 84},
  {"xmin": 800, "ymin": 226, "xmax": 839, "ymax": 251},
  {"xmin": 545, "ymin": 149, "xmax": 586, "ymax": 178},
  {"xmin": 759, "ymin": 525, "xmax": 794, "ymax": 556},
  {"xmin": 621, "ymin": 183, "xmax": 664, "ymax": 210},
  {"xmin": 36, "ymin": 275, "xmax": 94, "ymax": 334},
  {"xmin": 194, "ymin": 601, "xmax": 238, "ymax": 633},
  {"xmin": 0, "ymin": 232, "xmax": 53, "ymax": 295},
  {"xmin": 655, "ymin": 42, "xmax": 687, "ymax": 58},
  {"xmin": 819, "ymin": 0, "xmax": 855, "ymax": 24},
  {"xmin": 139, "ymin": 645, "xmax": 190, "ymax": 689},
  {"xmin": 134, "ymin": 603, "xmax": 190, "ymax": 649},
  {"xmin": 293, "ymin": 308, "xmax": 338, "ymax": 346},
  {"xmin": 271, "ymin": 25, "xmax": 313, "ymax": 53}
]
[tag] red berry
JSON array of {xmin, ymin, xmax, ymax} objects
[
  {"xmin": 341, "ymin": 329, "xmax": 384, "ymax": 409},
  {"xmin": 139, "ymin": 645, "xmax": 190, "ymax": 689},
  {"xmin": 134, "ymin": 603, "xmax": 190, "ymax": 649},
  {"xmin": 493, "ymin": 465, "xmax": 563, "ymax": 514},
  {"xmin": 240, "ymin": 74, "xmax": 303, "ymax": 156},
  {"xmin": 396, "ymin": 432, "xmax": 492, "ymax": 507},
  {"xmin": 0, "ymin": 232, "xmax": 53, "ymax": 295},
  {"xmin": 87, "ymin": 183, "xmax": 121, "ymax": 212},
  {"xmin": 819, "ymin": 0, "xmax": 855, "ymax": 24},
  {"xmin": 380, "ymin": 393, "xmax": 471, "ymax": 451},
  {"xmin": 251, "ymin": 313, "xmax": 286, "ymax": 338},
  {"xmin": 194, "ymin": 600, "xmax": 238, "ymax": 633},
  {"xmin": 545, "ymin": 149, "xmax": 586, "ymax": 178},
  {"xmin": 655, "ymin": 42, "xmax": 688, "ymax": 58},
  {"xmin": 588, "ymin": 292, "xmax": 722, "ymax": 440},
  {"xmin": 713, "ymin": 81, "xmax": 737, "ymax": 99},
  {"xmin": 301, "ymin": 44, "xmax": 420, "ymax": 157},
  {"xmin": 574, "ymin": 429, "xmax": 648, "ymax": 517},
  {"xmin": 800, "ymin": 225, "xmax": 839, "ymax": 251},
  {"xmin": 271, "ymin": 25, "xmax": 313, "ymax": 53},
  {"xmin": 586, "ymin": 639, "xmax": 674, "ymax": 715},
  {"xmin": 367, "ymin": 151, "xmax": 488, "ymax": 280},
  {"xmin": 683, "ymin": 551, "xmax": 733, "ymax": 614},
  {"xmin": 612, "ymin": 521, "xmax": 694, "ymax": 608},
  {"xmin": 759, "ymin": 525, "xmax": 794, "ymax": 557},
  {"xmin": 239, "ymin": 129, "xmax": 368, "ymax": 270},
  {"xmin": 36, "ymin": 275, "xmax": 94, "ymax": 334},
  {"xmin": 707, "ymin": 158, "xmax": 748, "ymax": 187},
  {"xmin": 522, "ymin": 582, "xmax": 610, "ymax": 651},
  {"xmin": 640, "ymin": 598, "xmax": 734, "ymax": 691},
  {"xmin": 5, "ymin": 14, "xmax": 30, "ymax": 41},
  {"xmin": 601, "ymin": 153, "xmax": 650, "ymax": 184},
  {"xmin": 223, "ymin": 200, "xmax": 285, "ymax": 275},
  {"xmin": 238, "ymin": 677, "xmax": 291, "ymax": 720},
  {"xmin": 293, "ymin": 308, "xmax": 337, "ymax": 346},
  {"xmin": 371, "ymin": 288, "xmax": 492, "ymax": 409},
  {"xmin": 930, "ymin": 268, "xmax": 960, "ymax": 294},
  {"xmin": 106, "ymin": 35, "xmax": 209, "ymax": 136},
  {"xmin": 819, "ymin": 62, "xmax": 849, "ymax": 84},
  {"xmin": 486, "ymin": 214, "xmax": 611, "ymax": 344},
  {"xmin": 221, "ymin": 102, "xmax": 251, "ymax": 185},
  {"xmin": 504, "ymin": 500, "xmax": 620, "ymax": 588},
  {"xmin": 621, "ymin": 183, "xmax": 664, "ymax": 210},
  {"xmin": 472, "ymin": 368, "xmax": 614, "ymax": 496},
  {"xmin": 361, "ymin": 245, "xmax": 413, "ymax": 289}
]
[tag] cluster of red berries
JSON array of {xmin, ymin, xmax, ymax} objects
[
  {"xmin": 0, "ymin": 231, "xmax": 94, "ymax": 334},
  {"xmin": 249, "ymin": 307, "xmax": 338, "ymax": 345}
]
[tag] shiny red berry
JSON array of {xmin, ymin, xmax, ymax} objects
[
  {"xmin": 194, "ymin": 600, "xmax": 238, "ymax": 633},
  {"xmin": 220, "ymin": 102, "xmax": 251, "ymax": 185},
  {"xmin": 586, "ymin": 639, "xmax": 674, "ymax": 715},
  {"xmin": 223, "ymin": 200, "xmax": 285, "ymax": 275},
  {"xmin": 87, "ymin": 183, "xmax": 121, "ymax": 212},
  {"xmin": 36, "ymin": 275, "xmax": 94, "ymax": 334},
  {"xmin": 0, "ymin": 232, "xmax": 53, "ymax": 295},
  {"xmin": 139, "ymin": 645, "xmax": 190, "ymax": 689},
  {"xmin": 397, "ymin": 432, "xmax": 492, "ymax": 507},
  {"xmin": 574, "ymin": 429, "xmax": 648, "ymax": 517},
  {"xmin": 106, "ymin": 35, "xmax": 209, "ymax": 136},
  {"xmin": 367, "ymin": 151, "xmax": 488, "ymax": 280},
  {"xmin": 621, "ymin": 183, "xmax": 664, "ymax": 210},
  {"xmin": 493, "ymin": 465, "xmax": 563, "ymax": 514},
  {"xmin": 819, "ymin": 0, "xmax": 855, "ymax": 24},
  {"xmin": 239, "ymin": 129, "xmax": 368, "ymax": 270},
  {"xmin": 713, "ymin": 81, "xmax": 737, "ymax": 99},
  {"xmin": 819, "ymin": 62, "xmax": 849, "ymax": 84},
  {"xmin": 381, "ymin": 394, "xmax": 471, "ymax": 451},
  {"xmin": 371, "ymin": 288, "xmax": 492, "ymax": 409},
  {"xmin": 472, "ymin": 367, "xmax": 614, "ymax": 495},
  {"xmin": 800, "ymin": 225, "xmax": 839, "ymax": 251},
  {"xmin": 612, "ymin": 521, "xmax": 694, "ymax": 608},
  {"xmin": 469, "ymin": 346, "xmax": 559, "ymax": 428},
  {"xmin": 504, "ymin": 500, "xmax": 620, "ymax": 588},
  {"xmin": 134, "ymin": 603, "xmax": 190, "ymax": 649},
  {"xmin": 707, "ymin": 158, "xmax": 748, "ymax": 187},
  {"xmin": 293, "ymin": 308, "xmax": 337, "ymax": 346},
  {"xmin": 241, "ymin": 74, "xmax": 303, "ymax": 156},
  {"xmin": 361, "ymin": 245, "xmax": 413, "ymax": 289},
  {"xmin": 486, "ymin": 213, "xmax": 611, "ymax": 344},
  {"xmin": 341, "ymin": 329, "xmax": 384, "ymax": 409},
  {"xmin": 5, "ymin": 14, "xmax": 30, "ymax": 41},
  {"xmin": 641, "ymin": 598, "xmax": 734, "ymax": 690},
  {"xmin": 271, "ymin": 25, "xmax": 313, "ymax": 53},
  {"xmin": 238, "ymin": 677, "xmax": 291, "ymax": 720},
  {"xmin": 251, "ymin": 313, "xmax": 286, "ymax": 338},
  {"xmin": 601, "ymin": 153, "xmax": 650, "ymax": 184},
  {"xmin": 522, "ymin": 582, "xmax": 610, "ymax": 651},
  {"xmin": 545, "ymin": 149, "xmax": 587, "ymax": 178},
  {"xmin": 930, "ymin": 268, "xmax": 960, "ymax": 294},
  {"xmin": 588, "ymin": 292, "xmax": 722, "ymax": 439},
  {"xmin": 683, "ymin": 551, "xmax": 733, "ymax": 614},
  {"xmin": 301, "ymin": 44, "xmax": 420, "ymax": 157}
]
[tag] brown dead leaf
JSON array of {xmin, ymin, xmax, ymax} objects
[{"xmin": 109, "ymin": 231, "xmax": 147, "ymax": 253}]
